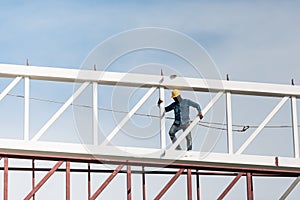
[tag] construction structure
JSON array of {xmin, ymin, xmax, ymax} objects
[{"xmin": 0, "ymin": 63, "xmax": 300, "ymax": 199}]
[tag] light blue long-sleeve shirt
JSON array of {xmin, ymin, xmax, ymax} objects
[{"xmin": 165, "ymin": 99, "xmax": 201, "ymax": 125}]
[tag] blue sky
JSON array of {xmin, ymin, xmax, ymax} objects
[
  {"xmin": 1, "ymin": 0, "xmax": 299, "ymax": 83},
  {"xmin": 1, "ymin": 0, "xmax": 300, "ymax": 199}
]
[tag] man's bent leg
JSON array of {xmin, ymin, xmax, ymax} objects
[
  {"xmin": 169, "ymin": 124, "xmax": 182, "ymax": 150},
  {"xmin": 186, "ymin": 132, "xmax": 192, "ymax": 151},
  {"xmin": 183, "ymin": 122, "xmax": 192, "ymax": 151}
]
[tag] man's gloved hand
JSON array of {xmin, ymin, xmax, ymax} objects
[
  {"xmin": 198, "ymin": 112, "xmax": 204, "ymax": 120},
  {"xmin": 157, "ymin": 99, "xmax": 163, "ymax": 106}
]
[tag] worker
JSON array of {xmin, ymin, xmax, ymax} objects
[{"xmin": 158, "ymin": 89, "xmax": 203, "ymax": 151}]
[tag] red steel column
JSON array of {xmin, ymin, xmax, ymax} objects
[
  {"xmin": 127, "ymin": 165, "xmax": 132, "ymax": 200},
  {"xmin": 217, "ymin": 172, "xmax": 243, "ymax": 200},
  {"xmin": 66, "ymin": 161, "xmax": 70, "ymax": 200},
  {"xmin": 24, "ymin": 161, "xmax": 64, "ymax": 200},
  {"xmin": 88, "ymin": 163, "xmax": 91, "ymax": 200},
  {"xmin": 247, "ymin": 173, "xmax": 254, "ymax": 200},
  {"xmin": 142, "ymin": 166, "xmax": 146, "ymax": 200},
  {"xmin": 187, "ymin": 169, "xmax": 192, "ymax": 200},
  {"xmin": 196, "ymin": 170, "xmax": 200, "ymax": 200},
  {"xmin": 154, "ymin": 168, "xmax": 185, "ymax": 200},
  {"xmin": 4, "ymin": 157, "xmax": 8, "ymax": 200},
  {"xmin": 32, "ymin": 159, "xmax": 35, "ymax": 200},
  {"xmin": 90, "ymin": 165, "xmax": 124, "ymax": 200}
]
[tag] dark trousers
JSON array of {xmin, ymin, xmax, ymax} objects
[{"xmin": 168, "ymin": 122, "xmax": 192, "ymax": 151}]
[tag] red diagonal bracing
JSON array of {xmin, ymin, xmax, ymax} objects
[
  {"xmin": 217, "ymin": 172, "xmax": 244, "ymax": 200},
  {"xmin": 154, "ymin": 168, "xmax": 185, "ymax": 200},
  {"xmin": 90, "ymin": 164, "xmax": 124, "ymax": 200},
  {"xmin": 24, "ymin": 161, "xmax": 64, "ymax": 200}
]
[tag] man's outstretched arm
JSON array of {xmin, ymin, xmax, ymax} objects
[
  {"xmin": 187, "ymin": 99, "xmax": 203, "ymax": 119},
  {"xmin": 157, "ymin": 99, "xmax": 175, "ymax": 112}
]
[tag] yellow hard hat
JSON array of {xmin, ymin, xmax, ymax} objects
[{"xmin": 171, "ymin": 89, "xmax": 181, "ymax": 98}]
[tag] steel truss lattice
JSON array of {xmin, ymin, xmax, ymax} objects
[
  {"xmin": 0, "ymin": 64, "xmax": 300, "ymax": 199},
  {"xmin": 1, "ymin": 153, "xmax": 300, "ymax": 200}
]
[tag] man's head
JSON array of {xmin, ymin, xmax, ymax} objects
[{"xmin": 172, "ymin": 89, "xmax": 181, "ymax": 102}]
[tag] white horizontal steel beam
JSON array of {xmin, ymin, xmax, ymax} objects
[
  {"xmin": 1, "ymin": 64, "xmax": 300, "ymax": 98},
  {"xmin": 1, "ymin": 139, "xmax": 300, "ymax": 173}
]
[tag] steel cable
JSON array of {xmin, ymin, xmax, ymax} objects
[{"xmin": 6, "ymin": 93, "xmax": 296, "ymax": 133}]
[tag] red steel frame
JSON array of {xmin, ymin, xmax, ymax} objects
[
  {"xmin": 196, "ymin": 170, "xmax": 200, "ymax": 200},
  {"xmin": 187, "ymin": 168, "xmax": 192, "ymax": 200},
  {"xmin": 217, "ymin": 172, "xmax": 244, "ymax": 200},
  {"xmin": 3, "ymin": 157, "xmax": 8, "ymax": 200},
  {"xmin": 90, "ymin": 164, "xmax": 124, "ymax": 200},
  {"xmin": 1, "ymin": 152, "xmax": 300, "ymax": 200},
  {"xmin": 142, "ymin": 166, "xmax": 146, "ymax": 200},
  {"xmin": 66, "ymin": 161, "xmax": 70, "ymax": 200},
  {"xmin": 154, "ymin": 168, "xmax": 185, "ymax": 200},
  {"xmin": 32, "ymin": 159, "xmax": 35, "ymax": 200},
  {"xmin": 127, "ymin": 165, "xmax": 132, "ymax": 200},
  {"xmin": 247, "ymin": 173, "xmax": 254, "ymax": 200},
  {"xmin": 88, "ymin": 163, "xmax": 91, "ymax": 199},
  {"xmin": 24, "ymin": 161, "xmax": 64, "ymax": 200}
]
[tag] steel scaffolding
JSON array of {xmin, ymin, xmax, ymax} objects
[
  {"xmin": 0, "ymin": 63, "xmax": 300, "ymax": 199},
  {"xmin": 1, "ymin": 152, "xmax": 300, "ymax": 199}
]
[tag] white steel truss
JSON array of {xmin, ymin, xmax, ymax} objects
[
  {"xmin": 0, "ymin": 64, "xmax": 299, "ymax": 155},
  {"xmin": 236, "ymin": 96, "xmax": 289, "ymax": 154},
  {"xmin": 0, "ymin": 76, "xmax": 22, "ymax": 101},
  {"xmin": 291, "ymin": 96, "xmax": 299, "ymax": 158},
  {"xmin": 93, "ymin": 82, "xmax": 98, "ymax": 145},
  {"xmin": 0, "ymin": 64, "xmax": 300, "ymax": 197},
  {"xmin": 100, "ymin": 87, "xmax": 157, "ymax": 146},
  {"xmin": 31, "ymin": 81, "xmax": 90, "ymax": 141},
  {"xmin": 280, "ymin": 176, "xmax": 300, "ymax": 200}
]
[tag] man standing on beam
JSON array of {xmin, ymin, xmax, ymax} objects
[{"xmin": 158, "ymin": 89, "xmax": 203, "ymax": 151}]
